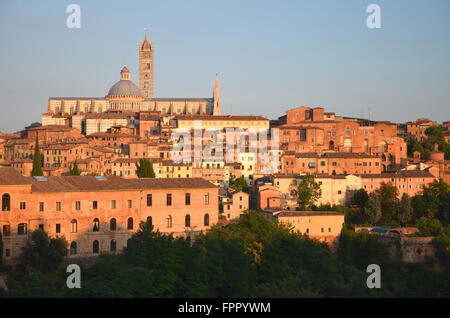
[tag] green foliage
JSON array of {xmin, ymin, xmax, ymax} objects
[
  {"xmin": 297, "ymin": 173, "xmax": 321, "ymax": 210},
  {"xmin": 5, "ymin": 211, "xmax": 450, "ymax": 298},
  {"xmin": 31, "ymin": 135, "xmax": 43, "ymax": 176},
  {"xmin": 376, "ymin": 182, "xmax": 399, "ymax": 224},
  {"xmin": 416, "ymin": 217, "xmax": 443, "ymax": 236},
  {"xmin": 229, "ymin": 176, "xmax": 248, "ymax": 192},
  {"xmin": 364, "ymin": 192, "xmax": 382, "ymax": 225},
  {"xmin": 407, "ymin": 126, "xmax": 450, "ymax": 160},
  {"xmin": 397, "ymin": 193, "xmax": 413, "ymax": 226},
  {"xmin": 19, "ymin": 229, "xmax": 68, "ymax": 274},
  {"xmin": 351, "ymin": 189, "xmax": 369, "ymax": 208},
  {"xmin": 136, "ymin": 158, "xmax": 156, "ymax": 178},
  {"xmin": 337, "ymin": 227, "xmax": 390, "ymax": 270},
  {"xmin": 69, "ymin": 160, "xmax": 82, "ymax": 176}
]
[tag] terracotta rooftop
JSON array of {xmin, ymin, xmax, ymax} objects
[
  {"xmin": 360, "ymin": 170, "xmax": 435, "ymax": 179},
  {"xmin": 176, "ymin": 115, "xmax": 268, "ymax": 121},
  {"xmin": 0, "ymin": 168, "xmax": 217, "ymax": 191},
  {"xmin": 0, "ymin": 167, "xmax": 31, "ymax": 185}
]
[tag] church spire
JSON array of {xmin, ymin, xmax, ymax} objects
[
  {"xmin": 213, "ymin": 73, "xmax": 221, "ymax": 115},
  {"xmin": 139, "ymin": 30, "xmax": 154, "ymax": 98}
]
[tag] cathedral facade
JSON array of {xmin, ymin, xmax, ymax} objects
[{"xmin": 42, "ymin": 34, "xmax": 221, "ymax": 132}]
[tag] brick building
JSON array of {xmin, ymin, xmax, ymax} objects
[{"xmin": 0, "ymin": 167, "xmax": 218, "ymax": 264}]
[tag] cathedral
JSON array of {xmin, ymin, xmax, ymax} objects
[{"xmin": 42, "ymin": 33, "xmax": 221, "ymax": 131}]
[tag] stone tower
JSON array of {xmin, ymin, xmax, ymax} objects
[{"xmin": 139, "ymin": 32, "xmax": 154, "ymax": 98}]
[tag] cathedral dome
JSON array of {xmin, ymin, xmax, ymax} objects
[
  {"xmin": 107, "ymin": 67, "xmax": 142, "ymax": 97},
  {"xmin": 107, "ymin": 80, "xmax": 142, "ymax": 97}
]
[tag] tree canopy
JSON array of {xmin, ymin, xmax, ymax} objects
[
  {"xmin": 136, "ymin": 158, "xmax": 156, "ymax": 178},
  {"xmin": 31, "ymin": 135, "xmax": 43, "ymax": 177}
]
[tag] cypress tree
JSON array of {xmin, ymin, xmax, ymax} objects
[
  {"xmin": 136, "ymin": 158, "xmax": 155, "ymax": 178},
  {"xmin": 69, "ymin": 160, "xmax": 82, "ymax": 176},
  {"xmin": 31, "ymin": 135, "xmax": 44, "ymax": 176}
]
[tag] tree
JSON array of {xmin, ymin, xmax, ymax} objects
[
  {"xmin": 416, "ymin": 217, "xmax": 442, "ymax": 236},
  {"xmin": 365, "ymin": 192, "xmax": 382, "ymax": 225},
  {"xmin": 136, "ymin": 158, "xmax": 155, "ymax": 178},
  {"xmin": 20, "ymin": 229, "xmax": 68, "ymax": 273},
  {"xmin": 297, "ymin": 173, "xmax": 321, "ymax": 210},
  {"xmin": 229, "ymin": 176, "xmax": 248, "ymax": 192},
  {"xmin": 351, "ymin": 189, "xmax": 369, "ymax": 208},
  {"xmin": 31, "ymin": 135, "xmax": 43, "ymax": 176},
  {"xmin": 397, "ymin": 193, "xmax": 413, "ymax": 226},
  {"xmin": 376, "ymin": 182, "xmax": 399, "ymax": 224},
  {"xmin": 69, "ymin": 160, "xmax": 82, "ymax": 176}
]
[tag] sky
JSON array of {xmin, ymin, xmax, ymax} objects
[{"xmin": 0, "ymin": 0, "xmax": 449, "ymax": 133}]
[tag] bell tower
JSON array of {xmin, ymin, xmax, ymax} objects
[{"xmin": 139, "ymin": 31, "xmax": 154, "ymax": 98}]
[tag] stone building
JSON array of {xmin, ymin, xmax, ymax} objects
[
  {"xmin": 0, "ymin": 167, "xmax": 218, "ymax": 264},
  {"xmin": 275, "ymin": 106, "xmax": 407, "ymax": 170},
  {"xmin": 42, "ymin": 33, "xmax": 221, "ymax": 134},
  {"xmin": 263, "ymin": 210, "xmax": 345, "ymax": 246}
]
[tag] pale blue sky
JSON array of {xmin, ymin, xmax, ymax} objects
[{"xmin": 0, "ymin": 0, "xmax": 449, "ymax": 132}]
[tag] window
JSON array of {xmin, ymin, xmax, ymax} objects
[
  {"xmin": 110, "ymin": 239, "xmax": 117, "ymax": 252},
  {"xmin": 56, "ymin": 201, "xmax": 61, "ymax": 211},
  {"xmin": 147, "ymin": 194, "xmax": 152, "ymax": 206},
  {"xmin": 185, "ymin": 214, "xmax": 191, "ymax": 227},
  {"xmin": 127, "ymin": 200, "xmax": 132, "ymax": 208},
  {"xmin": 18, "ymin": 223, "xmax": 27, "ymax": 235},
  {"xmin": 71, "ymin": 219, "xmax": 77, "ymax": 233},
  {"xmin": 19, "ymin": 201, "xmax": 26, "ymax": 210},
  {"xmin": 167, "ymin": 215, "xmax": 173, "ymax": 228},
  {"xmin": 93, "ymin": 218, "xmax": 100, "ymax": 232},
  {"xmin": 39, "ymin": 202, "xmax": 45, "ymax": 212},
  {"xmin": 185, "ymin": 193, "xmax": 191, "ymax": 205},
  {"xmin": 2, "ymin": 193, "xmax": 10, "ymax": 211},
  {"xmin": 127, "ymin": 217, "xmax": 133, "ymax": 230},
  {"xmin": 110, "ymin": 218, "xmax": 117, "ymax": 231},
  {"xmin": 344, "ymin": 139, "xmax": 352, "ymax": 152},
  {"xmin": 70, "ymin": 242, "xmax": 77, "ymax": 255},
  {"xmin": 92, "ymin": 201, "xmax": 98, "ymax": 210},
  {"xmin": 75, "ymin": 201, "xmax": 81, "ymax": 210},
  {"xmin": 56, "ymin": 224, "xmax": 61, "ymax": 234},
  {"xmin": 111, "ymin": 200, "xmax": 116, "ymax": 209},
  {"xmin": 204, "ymin": 214, "xmax": 210, "ymax": 226},
  {"xmin": 328, "ymin": 228, "xmax": 332, "ymax": 233},
  {"xmin": 204, "ymin": 193, "xmax": 210, "ymax": 205},
  {"xmin": 2, "ymin": 225, "xmax": 11, "ymax": 236},
  {"xmin": 166, "ymin": 194, "xmax": 172, "ymax": 206},
  {"xmin": 93, "ymin": 240, "xmax": 100, "ymax": 254}
]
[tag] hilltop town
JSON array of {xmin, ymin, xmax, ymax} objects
[{"xmin": 1, "ymin": 34, "xmax": 449, "ymax": 268}]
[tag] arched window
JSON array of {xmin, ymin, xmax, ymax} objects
[
  {"xmin": 127, "ymin": 217, "xmax": 133, "ymax": 230},
  {"xmin": 344, "ymin": 139, "xmax": 352, "ymax": 152},
  {"xmin": 204, "ymin": 214, "xmax": 210, "ymax": 226},
  {"xmin": 93, "ymin": 218, "xmax": 100, "ymax": 232},
  {"xmin": 166, "ymin": 215, "xmax": 172, "ymax": 228},
  {"xmin": 93, "ymin": 240, "xmax": 99, "ymax": 254},
  {"xmin": 329, "ymin": 140, "xmax": 335, "ymax": 151},
  {"xmin": 110, "ymin": 239, "xmax": 117, "ymax": 252},
  {"xmin": 185, "ymin": 214, "xmax": 191, "ymax": 227},
  {"xmin": 110, "ymin": 218, "xmax": 117, "ymax": 231},
  {"xmin": 70, "ymin": 241, "xmax": 77, "ymax": 255},
  {"xmin": 71, "ymin": 219, "xmax": 77, "ymax": 233},
  {"xmin": 2, "ymin": 193, "xmax": 11, "ymax": 211}
]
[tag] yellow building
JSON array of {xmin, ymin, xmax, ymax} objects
[
  {"xmin": 264, "ymin": 210, "xmax": 345, "ymax": 245},
  {"xmin": 254, "ymin": 173, "xmax": 362, "ymax": 209}
]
